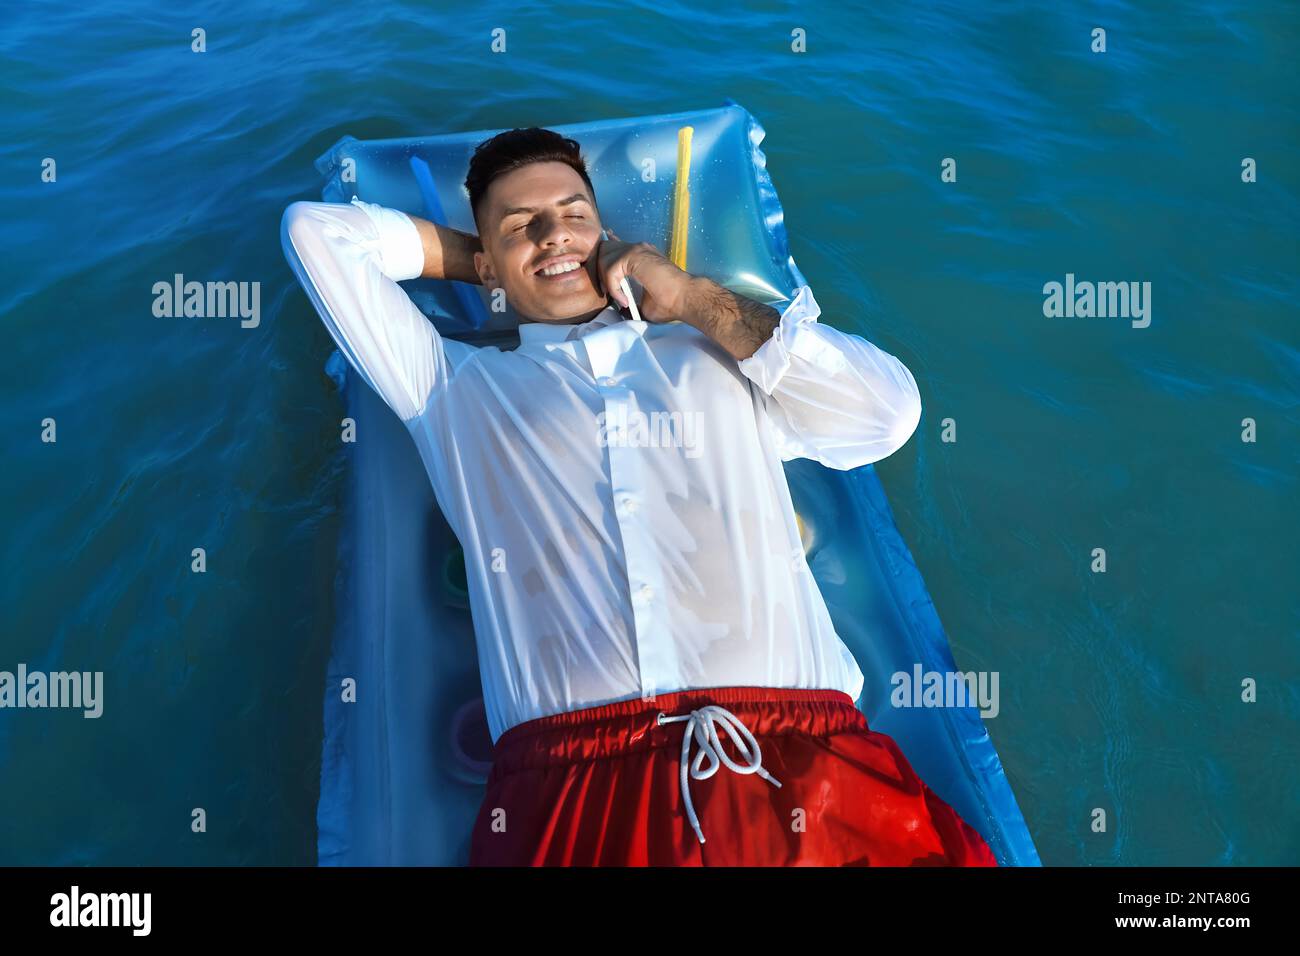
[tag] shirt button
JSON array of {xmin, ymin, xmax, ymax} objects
[
  {"xmin": 600, "ymin": 376, "xmax": 617, "ymax": 388},
  {"xmin": 619, "ymin": 495, "xmax": 639, "ymax": 515},
  {"xmin": 636, "ymin": 584, "xmax": 654, "ymax": 602}
]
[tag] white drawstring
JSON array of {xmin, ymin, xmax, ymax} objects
[{"xmin": 656, "ymin": 704, "xmax": 782, "ymax": 845}]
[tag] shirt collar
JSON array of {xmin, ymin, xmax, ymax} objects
[{"xmin": 517, "ymin": 305, "xmax": 625, "ymax": 346}]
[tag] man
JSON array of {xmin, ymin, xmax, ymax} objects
[{"xmin": 281, "ymin": 126, "xmax": 997, "ymax": 866}]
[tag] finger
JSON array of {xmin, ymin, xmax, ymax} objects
[
  {"xmin": 593, "ymin": 238, "xmax": 615, "ymax": 298},
  {"xmin": 606, "ymin": 270, "xmax": 628, "ymax": 308},
  {"xmin": 603, "ymin": 257, "xmax": 629, "ymax": 308}
]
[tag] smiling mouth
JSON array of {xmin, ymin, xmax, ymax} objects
[{"xmin": 533, "ymin": 255, "xmax": 590, "ymax": 280}]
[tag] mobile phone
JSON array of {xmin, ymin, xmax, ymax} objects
[{"xmin": 599, "ymin": 229, "xmax": 643, "ymax": 321}]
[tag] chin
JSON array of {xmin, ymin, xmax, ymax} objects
[{"xmin": 526, "ymin": 289, "xmax": 603, "ymax": 323}]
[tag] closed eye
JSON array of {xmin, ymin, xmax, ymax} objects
[{"xmin": 509, "ymin": 213, "xmax": 584, "ymax": 234}]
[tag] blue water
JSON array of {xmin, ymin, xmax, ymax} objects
[{"xmin": 2, "ymin": 1, "xmax": 1297, "ymax": 865}]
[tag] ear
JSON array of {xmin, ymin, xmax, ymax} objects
[{"xmin": 474, "ymin": 249, "xmax": 496, "ymax": 286}]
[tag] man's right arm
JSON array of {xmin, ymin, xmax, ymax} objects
[
  {"xmin": 280, "ymin": 198, "xmax": 479, "ymax": 421},
  {"xmin": 407, "ymin": 213, "xmax": 483, "ymax": 284}
]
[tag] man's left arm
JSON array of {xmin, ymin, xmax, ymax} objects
[
  {"xmin": 678, "ymin": 277, "xmax": 923, "ymax": 471},
  {"xmin": 674, "ymin": 275, "xmax": 784, "ymax": 361},
  {"xmin": 604, "ymin": 240, "xmax": 922, "ymax": 471}
]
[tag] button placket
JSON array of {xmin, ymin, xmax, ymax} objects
[{"xmin": 584, "ymin": 324, "xmax": 675, "ymax": 699}]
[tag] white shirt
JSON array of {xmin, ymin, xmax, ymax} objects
[{"xmin": 281, "ymin": 197, "xmax": 923, "ymax": 745}]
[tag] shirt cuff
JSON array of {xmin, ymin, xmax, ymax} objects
[
  {"xmin": 348, "ymin": 196, "xmax": 426, "ymax": 281},
  {"xmin": 737, "ymin": 285, "xmax": 847, "ymax": 395}
]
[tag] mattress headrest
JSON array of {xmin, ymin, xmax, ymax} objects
[{"xmin": 312, "ymin": 102, "xmax": 806, "ymax": 342}]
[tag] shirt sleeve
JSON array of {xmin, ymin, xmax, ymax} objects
[
  {"xmin": 737, "ymin": 285, "xmax": 922, "ymax": 470},
  {"xmin": 280, "ymin": 197, "xmax": 476, "ymax": 421}
]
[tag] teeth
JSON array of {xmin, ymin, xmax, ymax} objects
[{"xmin": 540, "ymin": 261, "xmax": 581, "ymax": 276}]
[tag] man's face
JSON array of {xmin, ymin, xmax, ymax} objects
[{"xmin": 473, "ymin": 161, "xmax": 607, "ymax": 324}]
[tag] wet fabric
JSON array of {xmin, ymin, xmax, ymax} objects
[
  {"xmin": 282, "ymin": 197, "xmax": 921, "ymax": 745},
  {"xmin": 469, "ymin": 685, "xmax": 998, "ymax": 867}
]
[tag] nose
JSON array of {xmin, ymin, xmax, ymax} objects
[{"xmin": 535, "ymin": 210, "xmax": 576, "ymax": 249}]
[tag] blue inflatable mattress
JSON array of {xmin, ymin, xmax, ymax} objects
[{"xmin": 287, "ymin": 101, "xmax": 1040, "ymax": 866}]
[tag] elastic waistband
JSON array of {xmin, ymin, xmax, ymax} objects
[{"xmin": 488, "ymin": 685, "xmax": 864, "ymax": 776}]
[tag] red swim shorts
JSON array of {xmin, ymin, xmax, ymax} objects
[{"xmin": 469, "ymin": 685, "xmax": 998, "ymax": 866}]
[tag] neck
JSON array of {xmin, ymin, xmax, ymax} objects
[
  {"xmin": 524, "ymin": 297, "xmax": 613, "ymax": 325},
  {"xmin": 574, "ymin": 300, "xmax": 612, "ymax": 323}
]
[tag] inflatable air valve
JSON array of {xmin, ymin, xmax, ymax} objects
[{"xmin": 442, "ymin": 546, "xmax": 470, "ymax": 610}]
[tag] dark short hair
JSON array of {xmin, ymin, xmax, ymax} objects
[{"xmin": 465, "ymin": 127, "xmax": 597, "ymax": 230}]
